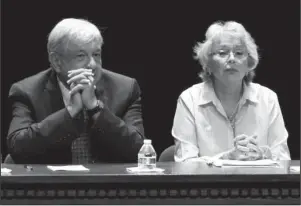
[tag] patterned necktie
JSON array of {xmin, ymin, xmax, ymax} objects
[{"xmin": 71, "ymin": 109, "xmax": 92, "ymax": 164}]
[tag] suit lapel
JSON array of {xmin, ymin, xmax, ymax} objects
[
  {"xmin": 95, "ymin": 69, "xmax": 109, "ymax": 108},
  {"xmin": 43, "ymin": 70, "xmax": 65, "ymax": 117}
]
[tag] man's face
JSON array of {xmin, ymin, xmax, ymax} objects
[{"xmin": 57, "ymin": 38, "xmax": 102, "ymax": 85}]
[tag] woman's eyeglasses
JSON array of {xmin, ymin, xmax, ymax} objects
[{"xmin": 211, "ymin": 50, "xmax": 248, "ymax": 59}]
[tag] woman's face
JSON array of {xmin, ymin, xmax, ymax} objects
[{"xmin": 208, "ymin": 34, "xmax": 249, "ymax": 84}]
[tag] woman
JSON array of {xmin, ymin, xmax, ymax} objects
[{"xmin": 172, "ymin": 21, "xmax": 290, "ymax": 162}]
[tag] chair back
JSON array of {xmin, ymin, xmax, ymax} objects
[
  {"xmin": 158, "ymin": 145, "xmax": 175, "ymax": 162},
  {"xmin": 4, "ymin": 154, "xmax": 15, "ymax": 164}
]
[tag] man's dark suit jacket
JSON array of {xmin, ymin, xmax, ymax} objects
[{"xmin": 7, "ymin": 68, "xmax": 145, "ymax": 164}]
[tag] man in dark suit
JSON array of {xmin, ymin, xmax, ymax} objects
[{"xmin": 6, "ymin": 18, "xmax": 145, "ymax": 164}]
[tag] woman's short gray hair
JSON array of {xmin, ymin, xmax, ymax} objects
[
  {"xmin": 193, "ymin": 21, "xmax": 259, "ymax": 84},
  {"xmin": 47, "ymin": 18, "xmax": 103, "ymax": 55}
]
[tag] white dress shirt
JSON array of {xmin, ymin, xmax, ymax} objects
[
  {"xmin": 172, "ymin": 81, "xmax": 291, "ymax": 162},
  {"xmin": 57, "ymin": 77, "xmax": 93, "ymax": 164}
]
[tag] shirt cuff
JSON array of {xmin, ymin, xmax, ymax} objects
[{"xmin": 260, "ymin": 145, "xmax": 272, "ymax": 159}]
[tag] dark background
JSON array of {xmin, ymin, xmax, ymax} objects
[{"xmin": 1, "ymin": 1, "xmax": 300, "ymax": 160}]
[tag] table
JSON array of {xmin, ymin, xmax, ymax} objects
[{"xmin": 1, "ymin": 160, "xmax": 300, "ymax": 204}]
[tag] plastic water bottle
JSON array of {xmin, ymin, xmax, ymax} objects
[{"xmin": 138, "ymin": 139, "xmax": 157, "ymax": 169}]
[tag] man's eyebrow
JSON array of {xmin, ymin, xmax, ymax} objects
[
  {"xmin": 234, "ymin": 47, "xmax": 245, "ymax": 50},
  {"xmin": 74, "ymin": 49, "xmax": 86, "ymax": 53}
]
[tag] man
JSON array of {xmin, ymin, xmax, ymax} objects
[{"xmin": 6, "ymin": 18, "xmax": 145, "ymax": 164}]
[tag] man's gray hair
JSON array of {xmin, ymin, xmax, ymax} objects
[{"xmin": 47, "ymin": 18, "xmax": 103, "ymax": 55}]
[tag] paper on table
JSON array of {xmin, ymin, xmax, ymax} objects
[
  {"xmin": 47, "ymin": 165, "xmax": 89, "ymax": 171},
  {"xmin": 212, "ymin": 159, "xmax": 279, "ymax": 167},
  {"xmin": 1, "ymin": 167, "xmax": 12, "ymax": 173},
  {"xmin": 126, "ymin": 167, "xmax": 165, "ymax": 173},
  {"xmin": 290, "ymin": 166, "xmax": 300, "ymax": 173}
]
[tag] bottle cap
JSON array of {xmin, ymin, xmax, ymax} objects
[{"xmin": 144, "ymin": 139, "xmax": 152, "ymax": 144}]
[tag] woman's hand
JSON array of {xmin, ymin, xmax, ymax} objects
[
  {"xmin": 235, "ymin": 134, "xmax": 264, "ymax": 160},
  {"xmin": 222, "ymin": 134, "xmax": 265, "ymax": 160}
]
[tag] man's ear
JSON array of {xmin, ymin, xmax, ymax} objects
[{"xmin": 49, "ymin": 52, "xmax": 61, "ymax": 73}]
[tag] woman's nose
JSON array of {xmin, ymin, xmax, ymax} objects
[{"xmin": 227, "ymin": 52, "xmax": 236, "ymax": 64}]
